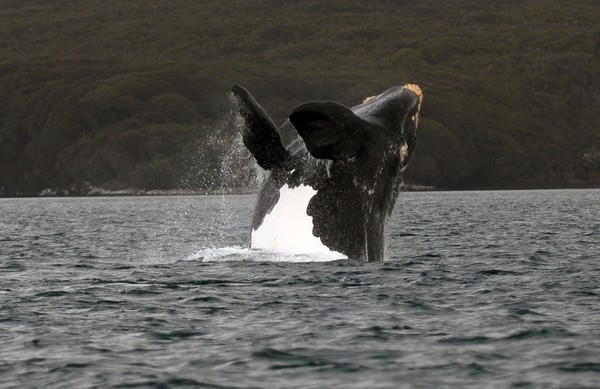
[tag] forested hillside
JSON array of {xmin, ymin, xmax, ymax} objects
[{"xmin": 1, "ymin": 0, "xmax": 599, "ymax": 195}]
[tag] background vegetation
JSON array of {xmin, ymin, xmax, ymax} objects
[{"xmin": 1, "ymin": 0, "xmax": 599, "ymax": 195}]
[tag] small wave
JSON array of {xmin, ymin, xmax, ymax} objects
[
  {"xmin": 504, "ymin": 327, "xmax": 575, "ymax": 340},
  {"xmin": 557, "ymin": 362, "xmax": 600, "ymax": 372},
  {"xmin": 150, "ymin": 329, "xmax": 204, "ymax": 340},
  {"xmin": 439, "ymin": 335, "xmax": 493, "ymax": 345},
  {"xmin": 34, "ymin": 290, "xmax": 72, "ymax": 297},
  {"xmin": 251, "ymin": 347, "xmax": 360, "ymax": 372},
  {"xmin": 184, "ymin": 246, "xmax": 342, "ymax": 263}
]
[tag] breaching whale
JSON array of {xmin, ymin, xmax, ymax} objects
[{"xmin": 232, "ymin": 83, "xmax": 423, "ymax": 261}]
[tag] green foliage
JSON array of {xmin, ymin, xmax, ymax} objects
[
  {"xmin": 147, "ymin": 93, "xmax": 199, "ymax": 123},
  {"xmin": 417, "ymin": 118, "xmax": 470, "ymax": 186},
  {"xmin": 0, "ymin": 0, "xmax": 599, "ymax": 194},
  {"xmin": 55, "ymin": 122, "xmax": 205, "ymax": 192}
]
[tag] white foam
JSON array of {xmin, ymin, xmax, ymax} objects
[
  {"xmin": 184, "ymin": 246, "xmax": 342, "ymax": 263},
  {"xmin": 184, "ymin": 246, "xmax": 252, "ymax": 262},
  {"xmin": 250, "ymin": 184, "xmax": 347, "ymax": 260}
]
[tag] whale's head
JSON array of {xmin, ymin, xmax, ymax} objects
[
  {"xmin": 352, "ymin": 84, "xmax": 423, "ymax": 166},
  {"xmin": 290, "ymin": 84, "xmax": 423, "ymax": 166},
  {"xmin": 356, "ymin": 84, "xmax": 422, "ymax": 127}
]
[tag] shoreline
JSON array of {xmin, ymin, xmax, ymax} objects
[{"xmin": 2, "ymin": 183, "xmax": 600, "ymax": 198}]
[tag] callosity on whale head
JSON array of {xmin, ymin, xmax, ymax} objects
[{"xmin": 232, "ymin": 83, "xmax": 423, "ymax": 261}]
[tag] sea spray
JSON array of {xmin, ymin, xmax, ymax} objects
[
  {"xmin": 175, "ymin": 93, "xmax": 260, "ymax": 256},
  {"xmin": 178, "ymin": 95, "xmax": 257, "ymax": 204}
]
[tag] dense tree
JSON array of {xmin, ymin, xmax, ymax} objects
[{"xmin": 0, "ymin": 0, "xmax": 598, "ymax": 195}]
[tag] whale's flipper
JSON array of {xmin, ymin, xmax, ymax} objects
[
  {"xmin": 232, "ymin": 85, "xmax": 291, "ymax": 171},
  {"xmin": 289, "ymin": 102, "xmax": 371, "ymax": 160}
]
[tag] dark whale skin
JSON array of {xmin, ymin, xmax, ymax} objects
[{"xmin": 232, "ymin": 84, "xmax": 423, "ymax": 261}]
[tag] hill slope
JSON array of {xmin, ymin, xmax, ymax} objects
[{"xmin": 1, "ymin": 0, "xmax": 599, "ymax": 195}]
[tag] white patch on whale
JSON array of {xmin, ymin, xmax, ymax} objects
[{"xmin": 251, "ymin": 184, "xmax": 347, "ymax": 260}]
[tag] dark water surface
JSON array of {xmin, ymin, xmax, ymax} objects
[{"xmin": 1, "ymin": 190, "xmax": 599, "ymax": 388}]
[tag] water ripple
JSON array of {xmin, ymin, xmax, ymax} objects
[{"xmin": 1, "ymin": 191, "xmax": 599, "ymax": 388}]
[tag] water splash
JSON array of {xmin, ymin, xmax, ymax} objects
[
  {"xmin": 217, "ymin": 94, "xmax": 257, "ymax": 192},
  {"xmin": 184, "ymin": 246, "xmax": 341, "ymax": 263},
  {"xmin": 170, "ymin": 93, "xmax": 346, "ymax": 263},
  {"xmin": 179, "ymin": 93, "xmax": 257, "ymax": 195}
]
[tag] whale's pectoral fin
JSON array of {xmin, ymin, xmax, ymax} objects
[
  {"xmin": 289, "ymin": 102, "xmax": 371, "ymax": 160},
  {"xmin": 232, "ymin": 85, "xmax": 291, "ymax": 171}
]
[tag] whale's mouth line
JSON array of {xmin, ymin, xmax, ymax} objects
[{"xmin": 404, "ymin": 83, "xmax": 423, "ymax": 126}]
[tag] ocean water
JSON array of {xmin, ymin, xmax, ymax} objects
[{"xmin": 1, "ymin": 189, "xmax": 599, "ymax": 388}]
